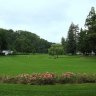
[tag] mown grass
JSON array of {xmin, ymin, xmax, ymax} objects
[
  {"xmin": 0, "ymin": 83, "xmax": 96, "ymax": 96},
  {"xmin": 0, "ymin": 54, "xmax": 96, "ymax": 75},
  {"xmin": 0, "ymin": 54, "xmax": 96, "ymax": 96}
]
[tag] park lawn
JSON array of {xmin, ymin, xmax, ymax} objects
[
  {"xmin": 0, "ymin": 54, "xmax": 96, "ymax": 75},
  {"xmin": 0, "ymin": 83, "xmax": 96, "ymax": 96},
  {"xmin": 0, "ymin": 55, "xmax": 96, "ymax": 96}
]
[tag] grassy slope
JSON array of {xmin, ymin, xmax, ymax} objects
[
  {"xmin": 0, "ymin": 84, "xmax": 96, "ymax": 96},
  {"xmin": 0, "ymin": 55, "xmax": 96, "ymax": 75}
]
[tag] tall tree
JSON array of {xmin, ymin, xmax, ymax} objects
[
  {"xmin": 61, "ymin": 37, "xmax": 65, "ymax": 47},
  {"xmin": 85, "ymin": 7, "xmax": 96, "ymax": 55},
  {"xmin": 85, "ymin": 7, "xmax": 96, "ymax": 31},
  {"xmin": 61, "ymin": 37, "xmax": 66, "ymax": 54},
  {"xmin": 78, "ymin": 28, "xmax": 91, "ymax": 55},
  {"xmin": 66, "ymin": 23, "xmax": 79, "ymax": 55}
]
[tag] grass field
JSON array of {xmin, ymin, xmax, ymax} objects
[
  {"xmin": 0, "ymin": 83, "xmax": 96, "ymax": 96},
  {"xmin": 0, "ymin": 54, "xmax": 96, "ymax": 96},
  {"xmin": 0, "ymin": 54, "xmax": 96, "ymax": 75}
]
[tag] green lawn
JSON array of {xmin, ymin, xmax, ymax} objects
[
  {"xmin": 0, "ymin": 83, "xmax": 96, "ymax": 96},
  {"xmin": 0, "ymin": 55, "xmax": 96, "ymax": 96},
  {"xmin": 0, "ymin": 54, "xmax": 96, "ymax": 75}
]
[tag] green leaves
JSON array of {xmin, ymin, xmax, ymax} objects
[
  {"xmin": 0, "ymin": 29, "xmax": 52, "ymax": 54},
  {"xmin": 48, "ymin": 44, "xmax": 64, "ymax": 58},
  {"xmin": 66, "ymin": 23, "xmax": 79, "ymax": 55}
]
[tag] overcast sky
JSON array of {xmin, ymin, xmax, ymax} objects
[{"xmin": 0, "ymin": 0, "xmax": 96, "ymax": 43}]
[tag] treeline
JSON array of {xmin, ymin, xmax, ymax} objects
[
  {"xmin": 0, "ymin": 7, "xmax": 96, "ymax": 56},
  {"xmin": 0, "ymin": 29, "xmax": 52, "ymax": 54},
  {"xmin": 61, "ymin": 7, "xmax": 96, "ymax": 55}
]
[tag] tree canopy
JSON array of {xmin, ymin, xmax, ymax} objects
[
  {"xmin": 63, "ymin": 7, "xmax": 96, "ymax": 55},
  {"xmin": 0, "ymin": 29, "xmax": 52, "ymax": 54},
  {"xmin": 0, "ymin": 6, "xmax": 96, "ymax": 56},
  {"xmin": 48, "ymin": 44, "xmax": 64, "ymax": 58}
]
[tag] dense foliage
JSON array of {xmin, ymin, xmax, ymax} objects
[
  {"xmin": 66, "ymin": 23, "xmax": 79, "ymax": 55},
  {"xmin": 48, "ymin": 44, "xmax": 64, "ymax": 58},
  {"xmin": 62, "ymin": 7, "xmax": 96, "ymax": 55},
  {"xmin": 0, "ymin": 29, "xmax": 52, "ymax": 54},
  {"xmin": 0, "ymin": 7, "xmax": 96, "ymax": 56}
]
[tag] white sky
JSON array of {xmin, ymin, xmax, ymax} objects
[{"xmin": 0, "ymin": 0, "xmax": 96, "ymax": 43}]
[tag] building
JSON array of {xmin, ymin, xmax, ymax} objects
[{"xmin": 2, "ymin": 50, "xmax": 13, "ymax": 55}]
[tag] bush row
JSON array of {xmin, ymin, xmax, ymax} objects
[{"xmin": 0, "ymin": 72, "xmax": 96, "ymax": 85}]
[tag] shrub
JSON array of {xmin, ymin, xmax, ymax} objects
[
  {"xmin": 0, "ymin": 72, "xmax": 96, "ymax": 85},
  {"xmin": 15, "ymin": 73, "xmax": 56, "ymax": 85},
  {"xmin": 59, "ymin": 72, "xmax": 76, "ymax": 84},
  {"xmin": 16, "ymin": 74, "xmax": 31, "ymax": 84},
  {"xmin": 37, "ymin": 72, "xmax": 56, "ymax": 85},
  {"xmin": 76, "ymin": 73, "xmax": 96, "ymax": 83}
]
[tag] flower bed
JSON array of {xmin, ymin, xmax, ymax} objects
[{"xmin": 0, "ymin": 72, "xmax": 96, "ymax": 85}]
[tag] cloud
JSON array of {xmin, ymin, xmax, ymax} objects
[{"xmin": 0, "ymin": 0, "xmax": 96, "ymax": 42}]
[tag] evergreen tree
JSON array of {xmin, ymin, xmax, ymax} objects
[
  {"xmin": 85, "ymin": 7, "xmax": 96, "ymax": 55},
  {"xmin": 61, "ymin": 37, "xmax": 65, "ymax": 47},
  {"xmin": 66, "ymin": 23, "xmax": 79, "ymax": 55},
  {"xmin": 85, "ymin": 7, "xmax": 96, "ymax": 31},
  {"xmin": 61, "ymin": 37, "xmax": 66, "ymax": 54},
  {"xmin": 78, "ymin": 28, "xmax": 91, "ymax": 55}
]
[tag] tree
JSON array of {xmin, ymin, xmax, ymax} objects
[
  {"xmin": 61, "ymin": 37, "xmax": 65, "ymax": 46},
  {"xmin": 66, "ymin": 23, "xmax": 79, "ymax": 55},
  {"xmin": 6, "ymin": 29, "xmax": 16, "ymax": 51},
  {"xmin": 37, "ymin": 39, "xmax": 51, "ymax": 53},
  {"xmin": 78, "ymin": 28, "xmax": 91, "ymax": 55},
  {"xmin": 0, "ymin": 29, "xmax": 8, "ymax": 51},
  {"xmin": 61, "ymin": 37, "xmax": 66, "ymax": 54},
  {"xmin": 0, "ymin": 28, "xmax": 52, "ymax": 55},
  {"xmin": 48, "ymin": 44, "xmax": 64, "ymax": 58},
  {"xmin": 85, "ymin": 7, "xmax": 96, "ymax": 55},
  {"xmin": 85, "ymin": 7, "xmax": 96, "ymax": 31}
]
